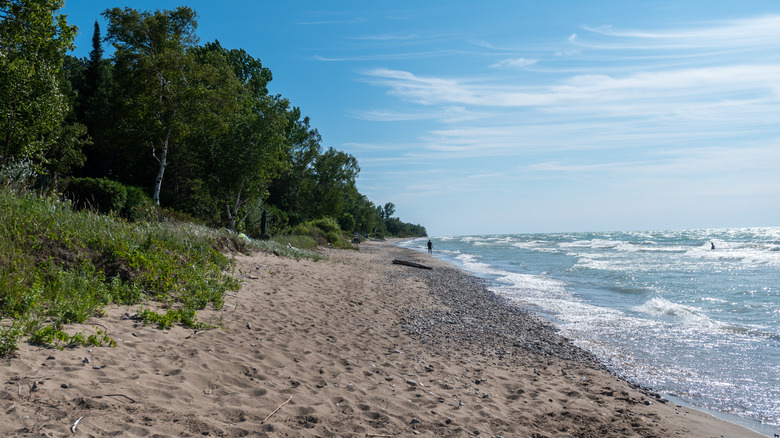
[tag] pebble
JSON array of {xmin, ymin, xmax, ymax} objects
[
  {"xmin": 406, "ymin": 379, "xmax": 417, "ymax": 386},
  {"xmin": 82, "ymin": 357, "xmax": 90, "ymax": 364},
  {"xmin": 396, "ymin": 266, "xmax": 600, "ymax": 366}
]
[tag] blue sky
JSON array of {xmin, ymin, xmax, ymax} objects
[{"xmin": 62, "ymin": 1, "xmax": 780, "ymax": 236}]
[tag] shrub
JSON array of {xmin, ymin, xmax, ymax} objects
[
  {"xmin": 67, "ymin": 177, "xmax": 127, "ymax": 214},
  {"xmin": 313, "ymin": 217, "xmax": 340, "ymax": 234},
  {"xmin": 242, "ymin": 202, "xmax": 275, "ymax": 237},
  {"xmin": 0, "ymin": 159, "xmax": 35, "ymax": 191},
  {"xmin": 291, "ymin": 224, "xmax": 310, "ymax": 236},
  {"xmin": 338, "ymin": 212, "xmax": 355, "ymax": 232},
  {"xmin": 159, "ymin": 207, "xmax": 201, "ymax": 224},
  {"xmin": 122, "ymin": 185, "xmax": 156, "ymax": 222},
  {"xmin": 294, "ymin": 223, "xmax": 328, "ymax": 245}
]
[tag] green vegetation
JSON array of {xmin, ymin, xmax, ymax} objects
[
  {"xmin": 2, "ymin": 1, "xmax": 426, "ymax": 239},
  {"xmin": 0, "ymin": 189, "xmax": 240, "ymax": 356},
  {"xmin": 0, "ymin": 1, "xmax": 428, "ymax": 357}
]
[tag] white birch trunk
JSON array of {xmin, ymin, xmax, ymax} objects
[{"xmin": 152, "ymin": 132, "xmax": 169, "ymax": 206}]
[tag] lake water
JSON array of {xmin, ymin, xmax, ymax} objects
[{"xmin": 400, "ymin": 228, "xmax": 780, "ymax": 435}]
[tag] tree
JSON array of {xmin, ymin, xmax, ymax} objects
[
  {"xmin": 180, "ymin": 41, "xmax": 289, "ymax": 231},
  {"xmin": 383, "ymin": 202, "xmax": 395, "ymax": 220},
  {"xmin": 266, "ymin": 107, "xmax": 322, "ymax": 225},
  {"xmin": 204, "ymin": 97, "xmax": 289, "ymax": 232},
  {"xmin": 67, "ymin": 21, "xmax": 115, "ymax": 181},
  {"xmin": 342, "ymin": 188, "xmax": 381, "ymax": 236},
  {"xmin": 79, "ymin": 21, "xmax": 103, "ymax": 119},
  {"xmin": 103, "ymin": 6, "xmax": 199, "ymax": 205},
  {"xmin": 0, "ymin": 0, "xmax": 77, "ymax": 169},
  {"xmin": 308, "ymin": 147, "xmax": 359, "ymax": 219}
]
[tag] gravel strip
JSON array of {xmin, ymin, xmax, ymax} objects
[{"xmin": 384, "ymin": 251, "xmax": 600, "ymax": 368}]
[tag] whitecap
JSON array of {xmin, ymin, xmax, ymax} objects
[{"xmin": 633, "ymin": 297, "xmax": 721, "ymax": 329}]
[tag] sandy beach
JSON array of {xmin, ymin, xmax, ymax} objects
[{"xmin": 0, "ymin": 239, "xmax": 765, "ymax": 437}]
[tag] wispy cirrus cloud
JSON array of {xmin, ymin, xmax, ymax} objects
[
  {"xmin": 347, "ymin": 33, "xmax": 421, "ymax": 41},
  {"xmin": 363, "ymin": 64, "xmax": 780, "ymax": 114},
  {"xmin": 314, "ymin": 49, "xmax": 468, "ymax": 62},
  {"xmin": 353, "ymin": 105, "xmax": 479, "ymax": 123},
  {"xmin": 351, "ymin": 13, "xmax": 780, "ymax": 232},
  {"xmin": 489, "ymin": 58, "xmax": 538, "ymax": 69},
  {"xmin": 579, "ymin": 15, "xmax": 780, "ymax": 50},
  {"xmin": 297, "ymin": 18, "xmax": 368, "ymax": 25}
]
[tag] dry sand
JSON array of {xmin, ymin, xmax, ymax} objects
[{"xmin": 0, "ymin": 239, "xmax": 766, "ymax": 437}]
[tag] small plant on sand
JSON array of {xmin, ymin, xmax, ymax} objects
[
  {"xmin": 28, "ymin": 325, "xmax": 116, "ymax": 350},
  {"xmin": 137, "ymin": 307, "xmax": 213, "ymax": 330},
  {"xmin": 250, "ymin": 237, "xmax": 324, "ymax": 261},
  {"xmin": 0, "ymin": 324, "xmax": 23, "ymax": 357}
]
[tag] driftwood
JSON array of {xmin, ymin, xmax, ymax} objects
[
  {"xmin": 94, "ymin": 393, "xmax": 137, "ymax": 403},
  {"xmin": 261, "ymin": 396, "xmax": 292, "ymax": 424},
  {"xmin": 392, "ymin": 259, "xmax": 432, "ymax": 270}
]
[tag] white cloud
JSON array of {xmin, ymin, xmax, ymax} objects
[
  {"xmin": 363, "ymin": 68, "xmax": 478, "ymax": 105},
  {"xmin": 365, "ymin": 64, "xmax": 780, "ymax": 110},
  {"xmin": 354, "ymin": 15, "xmax": 780, "ymax": 232},
  {"xmin": 489, "ymin": 58, "xmax": 538, "ymax": 69},
  {"xmin": 580, "ymin": 15, "xmax": 780, "ymax": 50}
]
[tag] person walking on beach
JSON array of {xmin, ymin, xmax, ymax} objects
[{"xmin": 427, "ymin": 239, "xmax": 433, "ymax": 254}]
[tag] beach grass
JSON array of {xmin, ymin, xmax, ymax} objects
[{"xmin": 0, "ymin": 189, "xmax": 242, "ymax": 355}]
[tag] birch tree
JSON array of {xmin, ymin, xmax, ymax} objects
[{"xmin": 103, "ymin": 6, "xmax": 199, "ymax": 205}]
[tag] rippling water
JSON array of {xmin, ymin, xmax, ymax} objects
[{"xmin": 400, "ymin": 228, "xmax": 780, "ymax": 434}]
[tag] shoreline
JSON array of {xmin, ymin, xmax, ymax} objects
[
  {"xmin": 0, "ymin": 239, "xmax": 767, "ymax": 436},
  {"xmin": 401, "ymin": 237, "xmax": 777, "ymax": 437}
]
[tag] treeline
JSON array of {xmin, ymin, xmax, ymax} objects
[{"xmin": 0, "ymin": 1, "xmax": 427, "ymax": 239}]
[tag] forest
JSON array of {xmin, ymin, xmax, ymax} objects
[{"xmin": 0, "ymin": 1, "xmax": 427, "ymax": 240}]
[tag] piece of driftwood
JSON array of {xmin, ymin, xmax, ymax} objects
[
  {"xmin": 94, "ymin": 393, "xmax": 137, "ymax": 403},
  {"xmin": 261, "ymin": 396, "xmax": 292, "ymax": 424},
  {"xmin": 392, "ymin": 259, "xmax": 432, "ymax": 270}
]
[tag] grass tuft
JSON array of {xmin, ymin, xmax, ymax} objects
[
  {"xmin": 250, "ymin": 236, "xmax": 324, "ymax": 261},
  {"xmin": 0, "ymin": 189, "xmax": 240, "ymax": 357}
]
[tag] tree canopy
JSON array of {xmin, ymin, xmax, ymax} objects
[
  {"xmin": 0, "ymin": 2, "xmax": 427, "ymax": 239},
  {"xmin": 0, "ymin": 0, "xmax": 79, "ymax": 170}
]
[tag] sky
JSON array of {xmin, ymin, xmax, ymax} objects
[{"xmin": 61, "ymin": 0, "xmax": 780, "ymax": 236}]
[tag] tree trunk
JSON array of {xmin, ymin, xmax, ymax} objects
[
  {"xmin": 152, "ymin": 132, "xmax": 169, "ymax": 206},
  {"xmin": 224, "ymin": 179, "xmax": 245, "ymax": 232},
  {"xmin": 226, "ymin": 201, "xmax": 236, "ymax": 231}
]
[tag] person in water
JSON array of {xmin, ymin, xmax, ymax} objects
[
  {"xmin": 711, "ymin": 242, "xmax": 715, "ymax": 250},
  {"xmin": 427, "ymin": 239, "xmax": 433, "ymax": 254}
]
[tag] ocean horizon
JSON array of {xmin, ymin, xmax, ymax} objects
[{"xmin": 400, "ymin": 227, "xmax": 780, "ymax": 436}]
